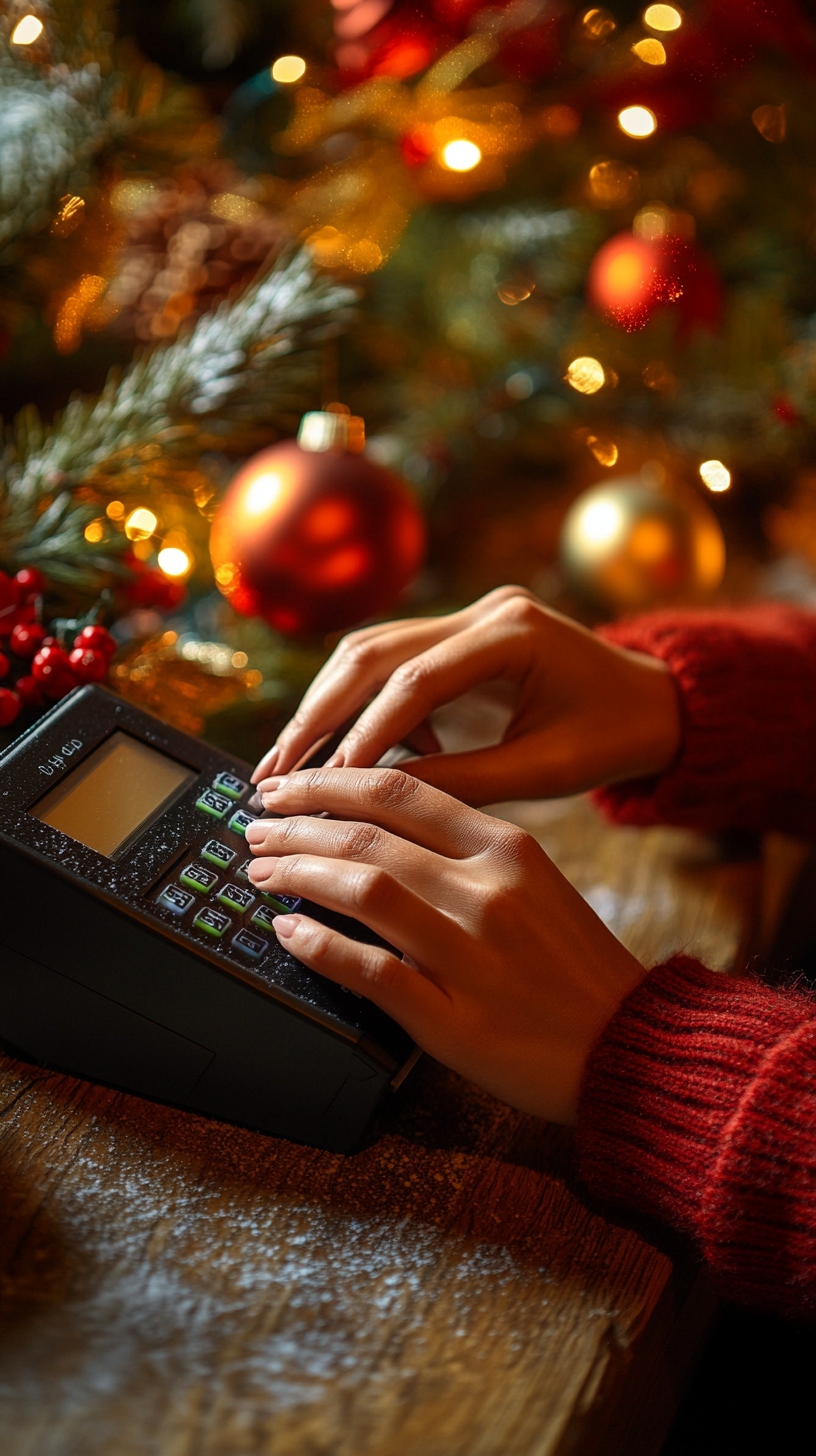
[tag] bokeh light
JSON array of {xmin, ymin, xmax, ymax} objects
[
  {"xmin": 125, "ymin": 508, "xmax": 158, "ymax": 540},
  {"xmin": 11, "ymin": 15, "xmax": 44, "ymax": 45},
  {"xmin": 565, "ymin": 357, "xmax": 606, "ymax": 394},
  {"xmin": 643, "ymin": 4, "xmax": 682, "ymax": 29},
  {"xmin": 632, "ymin": 38, "xmax": 666, "ymax": 64},
  {"xmin": 699, "ymin": 460, "xmax": 731, "ymax": 493},
  {"xmin": 441, "ymin": 139, "xmax": 482, "ymax": 172},
  {"xmin": 618, "ymin": 106, "xmax": 657, "ymax": 138},
  {"xmin": 158, "ymin": 547, "xmax": 192, "ymax": 577},
  {"xmin": 271, "ymin": 55, "xmax": 306, "ymax": 83}
]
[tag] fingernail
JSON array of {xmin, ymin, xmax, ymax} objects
[
  {"xmin": 273, "ymin": 914, "xmax": 300, "ymax": 940},
  {"xmin": 325, "ymin": 754, "xmax": 345, "ymax": 769},
  {"xmin": 257, "ymin": 775, "xmax": 287, "ymax": 795},
  {"xmin": 245, "ymin": 821, "xmax": 266, "ymax": 844},
  {"xmin": 247, "ymin": 856, "xmax": 279, "ymax": 880}
]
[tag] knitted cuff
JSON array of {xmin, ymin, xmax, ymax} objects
[
  {"xmin": 592, "ymin": 606, "xmax": 816, "ymax": 836},
  {"xmin": 577, "ymin": 957, "xmax": 816, "ymax": 1316}
]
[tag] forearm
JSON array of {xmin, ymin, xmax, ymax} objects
[
  {"xmin": 593, "ymin": 605, "xmax": 816, "ymax": 837},
  {"xmin": 576, "ymin": 957, "xmax": 816, "ymax": 1318}
]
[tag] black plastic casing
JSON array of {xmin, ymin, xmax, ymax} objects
[{"xmin": 0, "ymin": 687, "xmax": 417, "ymax": 1151}]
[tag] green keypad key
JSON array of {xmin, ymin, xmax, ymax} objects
[
  {"xmin": 251, "ymin": 904, "xmax": 277, "ymax": 931},
  {"xmin": 194, "ymin": 905, "xmax": 232, "ymax": 939},
  {"xmin": 212, "ymin": 771, "xmax": 248, "ymax": 800},
  {"xmin": 201, "ymin": 839, "xmax": 236, "ymax": 869},
  {"xmin": 228, "ymin": 809, "xmax": 257, "ymax": 837},
  {"xmin": 234, "ymin": 859, "xmax": 251, "ymax": 882},
  {"xmin": 217, "ymin": 882, "xmax": 255, "ymax": 913},
  {"xmin": 180, "ymin": 862, "xmax": 218, "ymax": 894},
  {"xmin": 196, "ymin": 789, "xmax": 232, "ymax": 819}
]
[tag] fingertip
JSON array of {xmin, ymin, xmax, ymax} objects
[
  {"xmin": 272, "ymin": 914, "xmax": 300, "ymax": 941},
  {"xmin": 251, "ymin": 745, "xmax": 279, "ymax": 784}
]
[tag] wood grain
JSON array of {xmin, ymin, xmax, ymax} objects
[{"xmin": 0, "ymin": 795, "xmax": 756, "ymax": 1456}]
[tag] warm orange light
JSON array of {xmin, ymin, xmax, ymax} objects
[
  {"xmin": 643, "ymin": 4, "xmax": 682, "ymax": 30},
  {"xmin": 125, "ymin": 508, "xmax": 158, "ymax": 540},
  {"xmin": 618, "ymin": 106, "xmax": 657, "ymax": 137},
  {"xmin": 11, "ymin": 15, "xmax": 44, "ymax": 45},
  {"xmin": 586, "ymin": 436, "xmax": 619, "ymax": 467},
  {"xmin": 632, "ymin": 38, "xmax": 666, "ymax": 64},
  {"xmin": 441, "ymin": 139, "xmax": 481, "ymax": 171},
  {"xmin": 84, "ymin": 519, "xmax": 105, "ymax": 544},
  {"xmin": 244, "ymin": 472, "xmax": 283, "ymax": 517},
  {"xmin": 588, "ymin": 233, "xmax": 656, "ymax": 314},
  {"xmin": 565, "ymin": 357, "xmax": 606, "ymax": 394},
  {"xmin": 106, "ymin": 500, "xmax": 125, "ymax": 520},
  {"xmin": 271, "ymin": 55, "xmax": 306, "ymax": 83}
]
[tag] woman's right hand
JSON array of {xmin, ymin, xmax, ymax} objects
[{"xmin": 252, "ymin": 586, "xmax": 681, "ymax": 807}]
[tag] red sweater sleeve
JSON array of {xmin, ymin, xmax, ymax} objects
[
  {"xmin": 576, "ymin": 957, "xmax": 816, "ymax": 1318},
  {"xmin": 593, "ymin": 605, "xmax": 816, "ymax": 837}
]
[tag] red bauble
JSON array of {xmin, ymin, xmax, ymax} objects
[
  {"xmin": 68, "ymin": 646, "xmax": 109, "ymax": 684},
  {"xmin": 74, "ymin": 624, "xmax": 116, "ymax": 659},
  {"xmin": 587, "ymin": 231, "xmax": 722, "ymax": 335},
  {"xmin": 0, "ymin": 688, "xmax": 20, "ymax": 727},
  {"xmin": 210, "ymin": 440, "xmax": 426, "ymax": 638},
  {"xmin": 10, "ymin": 621, "xmax": 46, "ymax": 659}
]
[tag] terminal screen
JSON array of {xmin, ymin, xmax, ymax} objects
[{"xmin": 31, "ymin": 732, "xmax": 195, "ymax": 856}]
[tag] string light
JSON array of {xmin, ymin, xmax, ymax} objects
[
  {"xmin": 699, "ymin": 460, "xmax": 731, "ymax": 492},
  {"xmin": 632, "ymin": 38, "xmax": 666, "ymax": 64},
  {"xmin": 618, "ymin": 106, "xmax": 657, "ymax": 138},
  {"xmin": 271, "ymin": 55, "xmax": 307, "ymax": 83},
  {"xmin": 157, "ymin": 546, "xmax": 192, "ymax": 577},
  {"xmin": 643, "ymin": 4, "xmax": 682, "ymax": 29},
  {"xmin": 106, "ymin": 501, "xmax": 125, "ymax": 520},
  {"xmin": 84, "ymin": 520, "xmax": 105, "ymax": 544},
  {"xmin": 565, "ymin": 357, "xmax": 606, "ymax": 394},
  {"xmin": 582, "ymin": 8, "xmax": 616, "ymax": 40},
  {"xmin": 125, "ymin": 508, "xmax": 158, "ymax": 540},
  {"xmin": 441, "ymin": 139, "xmax": 482, "ymax": 172},
  {"xmin": 11, "ymin": 15, "xmax": 44, "ymax": 45},
  {"xmin": 586, "ymin": 435, "xmax": 619, "ymax": 467}
]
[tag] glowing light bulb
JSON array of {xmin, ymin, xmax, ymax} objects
[
  {"xmin": 618, "ymin": 106, "xmax": 657, "ymax": 138},
  {"xmin": 11, "ymin": 15, "xmax": 44, "ymax": 45},
  {"xmin": 565, "ymin": 357, "xmax": 606, "ymax": 395},
  {"xmin": 158, "ymin": 546, "xmax": 191, "ymax": 577},
  {"xmin": 441, "ymin": 139, "xmax": 481, "ymax": 172},
  {"xmin": 632, "ymin": 37, "xmax": 666, "ymax": 64},
  {"xmin": 125, "ymin": 508, "xmax": 158, "ymax": 541},
  {"xmin": 699, "ymin": 460, "xmax": 731, "ymax": 493},
  {"xmin": 244, "ymin": 471, "xmax": 283, "ymax": 516},
  {"xmin": 271, "ymin": 55, "xmax": 306, "ymax": 83},
  {"xmin": 578, "ymin": 498, "xmax": 624, "ymax": 547},
  {"xmin": 643, "ymin": 4, "xmax": 682, "ymax": 30}
]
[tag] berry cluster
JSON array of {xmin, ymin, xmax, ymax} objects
[{"xmin": 0, "ymin": 569, "xmax": 116, "ymax": 728}]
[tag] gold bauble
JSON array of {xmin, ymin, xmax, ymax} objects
[{"xmin": 560, "ymin": 477, "xmax": 725, "ymax": 613}]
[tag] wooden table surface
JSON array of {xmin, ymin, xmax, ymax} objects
[{"xmin": 0, "ymin": 793, "xmax": 758, "ymax": 1456}]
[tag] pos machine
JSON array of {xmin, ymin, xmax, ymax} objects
[{"xmin": 0, "ymin": 686, "xmax": 417, "ymax": 1150}]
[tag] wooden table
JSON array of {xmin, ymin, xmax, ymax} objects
[{"xmin": 0, "ymin": 794, "xmax": 759, "ymax": 1456}]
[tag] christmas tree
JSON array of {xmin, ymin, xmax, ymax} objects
[{"xmin": 3, "ymin": 0, "xmax": 816, "ymax": 750}]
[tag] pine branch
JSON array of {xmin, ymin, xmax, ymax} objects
[{"xmin": 0, "ymin": 250, "xmax": 356, "ymax": 585}]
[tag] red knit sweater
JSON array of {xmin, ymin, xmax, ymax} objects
[{"xmin": 577, "ymin": 607, "xmax": 816, "ymax": 1319}]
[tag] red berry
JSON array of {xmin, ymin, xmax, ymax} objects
[
  {"xmin": 40, "ymin": 635, "xmax": 58, "ymax": 649},
  {"xmin": 15, "ymin": 674, "xmax": 43, "ymax": 708},
  {"xmin": 74, "ymin": 624, "xmax": 116, "ymax": 659},
  {"xmin": 0, "ymin": 687, "xmax": 20, "ymax": 727},
  {"xmin": 0, "ymin": 652, "xmax": 8, "ymax": 680},
  {"xmin": 14, "ymin": 567, "xmax": 44, "ymax": 600},
  {"xmin": 68, "ymin": 646, "xmax": 109, "ymax": 684},
  {"xmin": 10, "ymin": 621, "xmax": 46, "ymax": 659},
  {"xmin": 32, "ymin": 644, "xmax": 72, "ymax": 683}
]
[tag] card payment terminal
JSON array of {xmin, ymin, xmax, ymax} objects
[{"xmin": 0, "ymin": 686, "xmax": 418, "ymax": 1150}]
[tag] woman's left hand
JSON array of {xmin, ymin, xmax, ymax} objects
[{"xmin": 245, "ymin": 767, "xmax": 645, "ymax": 1126}]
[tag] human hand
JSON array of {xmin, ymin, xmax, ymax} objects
[
  {"xmin": 251, "ymin": 587, "xmax": 681, "ymax": 806},
  {"xmin": 245, "ymin": 767, "xmax": 646, "ymax": 1125}
]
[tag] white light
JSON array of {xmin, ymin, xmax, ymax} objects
[
  {"xmin": 157, "ymin": 547, "xmax": 191, "ymax": 577},
  {"xmin": 244, "ymin": 472, "xmax": 283, "ymax": 516},
  {"xmin": 618, "ymin": 106, "xmax": 657, "ymax": 137},
  {"xmin": 643, "ymin": 5, "xmax": 682, "ymax": 31},
  {"xmin": 441, "ymin": 139, "xmax": 482, "ymax": 172},
  {"xmin": 699, "ymin": 460, "xmax": 731, "ymax": 493},
  {"xmin": 565, "ymin": 357, "xmax": 606, "ymax": 394},
  {"xmin": 578, "ymin": 499, "xmax": 625, "ymax": 547},
  {"xmin": 11, "ymin": 15, "xmax": 44, "ymax": 45}
]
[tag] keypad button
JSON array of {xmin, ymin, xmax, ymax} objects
[
  {"xmin": 157, "ymin": 884, "xmax": 195, "ymax": 915},
  {"xmin": 180, "ymin": 862, "xmax": 218, "ymax": 894},
  {"xmin": 201, "ymin": 839, "xmax": 236, "ymax": 869},
  {"xmin": 194, "ymin": 905, "xmax": 232, "ymax": 939},
  {"xmin": 213, "ymin": 771, "xmax": 248, "ymax": 800},
  {"xmin": 234, "ymin": 858, "xmax": 251, "ymax": 882},
  {"xmin": 217, "ymin": 882, "xmax": 255, "ymax": 913},
  {"xmin": 196, "ymin": 789, "xmax": 232, "ymax": 820},
  {"xmin": 250, "ymin": 904, "xmax": 277, "ymax": 932},
  {"xmin": 227, "ymin": 809, "xmax": 257, "ymax": 837},
  {"xmin": 259, "ymin": 891, "xmax": 302, "ymax": 913},
  {"xmin": 232, "ymin": 928, "xmax": 267, "ymax": 959}
]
